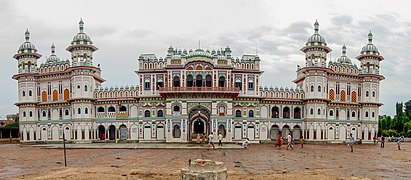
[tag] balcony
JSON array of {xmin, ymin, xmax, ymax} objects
[{"xmin": 159, "ymin": 87, "xmax": 240, "ymax": 98}]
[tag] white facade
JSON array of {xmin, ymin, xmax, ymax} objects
[{"xmin": 13, "ymin": 20, "xmax": 383, "ymax": 143}]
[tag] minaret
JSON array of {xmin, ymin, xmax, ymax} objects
[
  {"xmin": 13, "ymin": 29, "xmax": 41, "ymax": 73},
  {"xmin": 66, "ymin": 19, "xmax": 98, "ymax": 66},
  {"xmin": 300, "ymin": 20, "xmax": 332, "ymax": 67},
  {"xmin": 356, "ymin": 31, "xmax": 384, "ymax": 74}
]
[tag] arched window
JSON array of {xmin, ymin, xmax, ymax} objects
[
  {"xmin": 329, "ymin": 110, "xmax": 334, "ymax": 116},
  {"xmin": 329, "ymin": 89, "xmax": 335, "ymax": 100},
  {"xmin": 78, "ymin": 108, "xmax": 81, "ymax": 114},
  {"xmin": 366, "ymin": 91, "xmax": 369, "ymax": 97},
  {"xmin": 22, "ymin": 91, "xmax": 25, "ymax": 97},
  {"xmin": 219, "ymin": 76, "xmax": 226, "ymax": 87},
  {"xmin": 186, "ymin": 75, "xmax": 193, "ymax": 87},
  {"xmin": 173, "ymin": 106, "xmax": 180, "ymax": 112},
  {"xmin": 310, "ymin": 85, "xmax": 314, "ymax": 92},
  {"xmin": 365, "ymin": 111, "xmax": 369, "ymax": 117},
  {"xmin": 271, "ymin": 107, "xmax": 279, "ymax": 118},
  {"xmin": 29, "ymin": 90, "xmax": 32, "ymax": 96},
  {"xmin": 173, "ymin": 76, "xmax": 180, "ymax": 87},
  {"xmin": 144, "ymin": 110, "xmax": 151, "ymax": 117},
  {"xmin": 235, "ymin": 109, "xmax": 242, "ymax": 117},
  {"xmin": 65, "ymin": 109, "xmax": 69, "ymax": 116},
  {"xmin": 77, "ymin": 85, "xmax": 80, "ymax": 89},
  {"xmin": 310, "ymin": 108, "xmax": 314, "ymax": 115},
  {"xmin": 173, "ymin": 125, "xmax": 181, "ymax": 138},
  {"xmin": 294, "ymin": 107, "xmax": 301, "ymax": 119},
  {"xmin": 317, "ymin": 108, "xmax": 321, "ymax": 115},
  {"xmin": 351, "ymin": 111, "xmax": 356, "ymax": 117},
  {"xmin": 108, "ymin": 106, "xmax": 116, "ymax": 112},
  {"xmin": 372, "ymin": 112, "xmax": 375, "ymax": 117},
  {"xmin": 85, "ymin": 108, "xmax": 88, "ymax": 114},
  {"xmin": 249, "ymin": 110, "xmax": 254, "ymax": 117},
  {"xmin": 97, "ymin": 107, "xmax": 105, "ymax": 112},
  {"xmin": 318, "ymin": 85, "xmax": 321, "ymax": 92},
  {"xmin": 23, "ymin": 111, "xmax": 26, "ymax": 117},
  {"xmin": 157, "ymin": 110, "xmax": 164, "ymax": 117},
  {"xmin": 84, "ymin": 85, "xmax": 88, "ymax": 91},
  {"xmin": 29, "ymin": 111, "xmax": 32, "ymax": 117},
  {"xmin": 43, "ymin": 111, "xmax": 46, "ymax": 117},
  {"xmin": 283, "ymin": 107, "xmax": 290, "ymax": 118},
  {"xmin": 372, "ymin": 91, "xmax": 376, "ymax": 97},
  {"xmin": 119, "ymin": 106, "xmax": 127, "ymax": 112}
]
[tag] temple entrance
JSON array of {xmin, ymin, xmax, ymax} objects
[{"xmin": 188, "ymin": 105, "xmax": 210, "ymax": 142}]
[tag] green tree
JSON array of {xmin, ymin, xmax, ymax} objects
[{"xmin": 405, "ymin": 100, "xmax": 411, "ymax": 118}]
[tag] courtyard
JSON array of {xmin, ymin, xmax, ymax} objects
[{"xmin": 1, "ymin": 142, "xmax": 410, "ymax": 179}]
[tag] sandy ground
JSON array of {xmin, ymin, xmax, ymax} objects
[{"xmin": 1, "ymin": 142, "xmax": 410, "ymax": 180}]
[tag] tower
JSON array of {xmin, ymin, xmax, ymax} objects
[
  {"xmin": 357, "ymin": 31, "xmax": 384, "ymax": 74},
  {"xmin": 13, "ymin": 29, "xmax": 41, "ymax": 74},
  {"xmin": 66, "ymin": 19, "xmax": 98, "ymax": 66},
  {"xmin": 300, "ymin": 20, "xmax": 332, "ymax": 67}
]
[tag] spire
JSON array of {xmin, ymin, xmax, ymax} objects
[
  {"xmin": 368, "ymin": 31, "xmax": 373, "ymax": 44},
  {"xmin": 314, "ymin": 19, "xmax": 319, "ymax": 34},
  {"xmin": 79, "ymin": 18, "xmax": 84, "ymax": 33},
  {"xmin": 342, "ymin": 44, "xmax": 347, "ymax": 55},
  {"xmin": 25, "ymin": 28, "xmax": 30, "ymax": 42},
  {"xmin": 51, "ymin": 43, "xmax": 56, "ymax": 55}
]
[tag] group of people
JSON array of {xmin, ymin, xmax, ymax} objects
[
  {"xmin": 275, "ymin": 132, "xmax": 304, "ymax": 150},
  {"xmin": 374, "ymin": 135, "xmax": 402, "ymax": 150},
  {"xmin": 206, "ymin": 132, "xmax": 224, "ymax": 150}
]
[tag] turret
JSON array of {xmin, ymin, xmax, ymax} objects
[
  {"xmin": 356, "ymin": 31, "xmax": 384, "ymax": 74},
  {"xmin": 300, "ymin": 20, "xmax": 331, "ymax": 67},
  {"xmin": 66, "ymin": 19, "xmax": 98, "ymax": 66},
  {"xmin": 13, "ymin": 29, "xmax": 41, "ymax": 74}
]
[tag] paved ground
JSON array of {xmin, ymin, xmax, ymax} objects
[
  {"xmin": 29, "ymin": 142, "xmax": 244, "ymax": 149},
  {"xmin": 1, "ymin": 142, "xmax": 411, "ymax": 179}
]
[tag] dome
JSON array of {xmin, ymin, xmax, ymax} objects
[
  {"xmin": 306, "ymin": 20, "xmax": 327, "ymax": 45},
  {"xmin": 18, "ymin": 29, "xmax": 37, "ymax": 53},
  {"xmin": 337, "ymin": 45, "xmax": 352, "ymax": 64},
  {"xmin": 45, "ymin": 44, "xmax": 61, "ymax": 64},
  {"xmin": 71, "ymin": 19, "xmax": 92, "ymax": 44},
  {"xmin": 360, "ymin": 31, "xmax": 379, "ymax": 54},
  {"xmin": 186, "ymin": 48, "xmax": 213, "ymax": 59}
]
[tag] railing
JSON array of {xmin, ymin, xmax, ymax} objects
[{"xmin": 159, "ymin": 87, "xmax": 240, "ymax": 93}]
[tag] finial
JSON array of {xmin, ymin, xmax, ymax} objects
[
  {"xmin": 342, "ymin": 44, "xmax": 346, "ymax": 55},
  {"xmin": 198, "ymin": 40, "xmax": 201, "ymax": 49},
  {"xmin": 51, "ymin": 43, "xmax": 56, "ymax": 54},
  {"xmin": 25, "ymin": 28, "xmax": 30, "ymax": 42},
  {"xmin": 314, "ymin": 19, "xmax": 319, "ymax": 34},
  {"xmin": 368, "ymin": 31, "xmax": 373, "ymax": 44},
  {"xmin": 79, "ymin": 18, "xmax": 84, "ymax": 32}
]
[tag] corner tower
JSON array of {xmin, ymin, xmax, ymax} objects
[
  {"xmin": 66, "ymin": 19, "xmax": 98, "ymax": 66},
  {"xmin": 13, "ymin": 29, "xmax": 41, "ymax": 74},
  {"xmin": 300, "ymin": 20, "xmax": 331, "ymax": 67}
]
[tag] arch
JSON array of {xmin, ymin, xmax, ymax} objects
[
  {"xmin": 270, "ymin": 125, "xmax": 279, "ymax": 140},
  {"xmin": 310, "ymin": 85, "xmax": 314, "ymax": 92},
  {"xmin": 329, "ymin": 109, "xmax": 334, "ymax": 116},
  {"xmin": 293, "ymin": 125, "xmax": 301, "ymax": 140},
  {"xmin": 119, "ymin": 106, "xmax": 127, "ymax": 112},
  {"xmin": 63, "ymin": 89, "xmax": 69, "ymax": 100},
  {"xmin": 247, "ymin": 124, "xmax": 255, "ymax": 140},
  {"xmin": 65, "ymin": 109, "xmax": 69, "ymax": 116},
  {"xmin": 310, "ymin": 108, "xmax": 314, "ymax": 115},
  {"xmin": 218, "ymin": 76, "xmax": 225, "ymax": 87},
  {"xmin": 41, "ymin": 127, "xmax": 48, "ymax": 141},
  {"xmin": 173, "ymin": 105, "xmax": 180, "ymax": 112},
  {"xmin": 317, "ymin": 85, "xmax": 321, "ymax": 92},
  {"xmin": 195, "ymin": 65, "xmax": 203, "ymax": 70},
  {"xmin": 351, "ymin": 91, "xmax": 357, "ymax": 102},
  {"xmin": 372, "ymin": 91, "xmax": 376, "ymax": 97},
  {"xmin": 186, "ymin": 74, "xmax": 194, "ymax": 87},
  {"xmin": 248, "ymin": 110, "xmax": 254, "ymax": 117},
  {"xmin": 42, "ymin": 111, "xmax": 46, "ymax": 117},
  {"xmin": 108, "ymin": 106, "xmax": 116, "ymax": 112},
  {"xmin": 260, "ymin": 106, "xmax": 268, "ymax": 118},
  {"xmin": 109, "ymin": 125, "xmax": 116, "ymax": 140},
  {"xmin": 29, "ymin": 111, "xmax": 32, "ymax": 117},
  {"xmin": 351, "ymin": 111, "xmax": 356, "ymax": 118},
  {"xmin": 340, "ymin": 90, "xmax": 346, "ymax": 101},
  {"xmin": 144, "ymin": 110, "xmax": 151, "ymax": 117},
  {"xmin": 329, "ymin": 89, "xmax": 335, "ymax": 100},
  {"xmin": 187, "ymin": 66, "xmax": 194, "ymax": 70},
  {"xmin": 205, "ymin": 66, "xmax": 212, "ymax": 70},
  {"xmin": 196, "ymin": 74, "xmax": 203, "ymax": 87},
  {"xmin": 294, "ymin": 107, "xmax": 301, "ymax": 119},
  {"xmin": 118, "ymin": 124, "xmax": 128, "ymax": 140},
  {"xmin": 84, "ymin": 85, "xmax": 88, "ymax": 92},
  {"xmin": 173, "ymin": 124, "xmax": 181, "ymax": 138},
  {"xmin": 283, "ymin": 107, "xmax": 290, "ymax": 118},
  {"xmin": 77, "ymin": 108, "xmax": 81, "ymax": 115},
  {"xmin": 366, "ymin": 91, "xmax": 369, "ymax": 97},
  {"xmin": 42, "ymin": 91, "xmax": 47, "ymax": 102},
  {"xmin": 173, "ymin": 76, "xmax": 180, "ymax": 87},
  {"xmin": 130, "ymin": 124, "xmax": 138, "ymax": 140},
  {"xmin": 52, "ymin": 126, "xmax": 59, "ymax": 140},
  {"xmin": 156, "ymin": 124, "xmax": 165, "ymax": 140},
  {"xmin": 339, "ymin": 126, "xmax": 347, "ymax": 140},
  {"xmin": 218, "ymin": 124, "xmax": 226, "ymax": 138},
  {"xmin": 205, "ymin": 74, "xmax": 212, "ymax": 87},
  {"xmin": 328, "ymin": 126, "xmax": 335, "ymax": 140},
  {"xmin": 97, "ymin": 107, "xmax": 105, "ymax": 112},
  {"xmin": 271, "ymin": 106, "xmax": 279, "ymax": 118},
  {"xmin": 85, "ymin": 108, "xmax": 88, "ymax": 114},
  {"xmin": 157, "ymin": 110, "xmax": 164, "ymax": 117},
  {"xmin": 317, "ymin": 108, "xmax": 321, "ymax": 115},
  {"xmin": 130, "ymin": 106, "xmax": 138, "ymax": 117},
  {"xmin": 365, "ymin": 111, "xmax": 369, "ymax": 117},
  {"xmin": 28, "ymin": 90, "xmax": 32, "ymax": 96},
  {"xmin": 282, "ymin": 125, "xmax": 290, "ymax": 138},
  {"xmin": 234, "ymin": 123, "xmax": 242, "ymax": 140},
  {"xmin": 235, "ymin": 109, "xmax": 242, "ymax": 117},
  {"xmin": 259, "ymin": 124, "xmax": 268, "ymax": 140}
]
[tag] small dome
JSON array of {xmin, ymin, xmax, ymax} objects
[
  {"xmin": 18, "ymin": 29, "xmax": 37, "ymax": 53},
  {"xmin": 361, "ymin": 31, "xmax": 379, "ymax": 54},
  {"xmin": 45, "ymin": 44, "xmax": 61, "ymax": 64},
  {"xmin": 187, "ymin": 48, "xmax": 213, "ymax": 58},
  {"xmin": 337, "ymin": 45, "xmax": 352, "ymax": 64},
  {"xmin": 306, "ymin": 20, "xmax": 327, "ymax": 45},
  {"xmin": 71, "ymin": 19, "xmax": 92, "ymax": 44}
]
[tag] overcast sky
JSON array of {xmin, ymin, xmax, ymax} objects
[{"xmin": 0, "ymin": 0, "xmax": 410, "ymax": 118}]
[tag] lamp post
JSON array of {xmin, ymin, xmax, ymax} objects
[{"xmin": 63, "ymin": 129, "xmax": 67, "ymax": 167}]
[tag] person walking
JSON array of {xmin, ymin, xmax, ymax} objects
[
  {"xmin": 300, "ymin": 136, "xmax": 305, "ymax": 148},
  {"xmin": 373, "ymin": 136, "xmax": 377, "ymax": 146},
  {"xmin": 218, "ymin": 133, "xmax": 223, "ymax": 146},
  {"xmin": 275, "ymin": 134, "xmax": 282, "ymax": 149},
  {"xmin": 397, "ymin": 137, "xmax": 401, "ymax": 150},
  {"xmin": 381, "ymin": 135, "xmax": 385, "ymax": 148},
  {"xmin": 348, "ymin": 133, "xmax": 355, "ymax": 152},
  {"xmin": 207, "ymin": 133, "xmax": 215, "ymax": 150},
  {"xmin": 286, "ymin": 132, "xmax": 294, "ymax": 150},
  {"xmin": 242, "ymin": 138, "xmax": 250, "ymax": 149}
]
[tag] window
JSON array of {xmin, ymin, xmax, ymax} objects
[
  {"xmin": 108, "ymin": 106, "xmax": 115, "ymax": 112},
  {"xmin": 173, "ymin": 106, "xmax": 180, "ymax": 112},
  {"xmin": 294, "ymin": 107, "xmax": 301, "ymax": 119},
  {"xmin": 119, "ymin": 106, "xmax": 127, "ymax": 112},
  {"xmin": 97, "ymin": 107, "xmax": 105, "ymax": 112},
  {"xmin": 272, "ymin": 107, "xmax": 279, "ymax": 118},
  {"xmin": 173, "ymin": 76, "xmax": 180, "ymax": 87},
  {"xmin": 310, "ymin": 108, "xmax": 314, "ymax": 115},
  {"xmin": 283, "ymin": 107, "xmax": 290, "ymax": 118},
  {"xmin": 219, "ymin": 77, "xmax": 226, "ymax": 87},
  {"xmin": 157, "ymin": 110, "xmax": 164, "ymax": 117},
  {"xmin": 173, "ymin": 125, "xmax": 181, "ymax": 138},
  {"xmin": 43, "ymin": 111, "xmax": 46, "ymax": 117},
  {"xmin": 365, "ymin": 111, "xmax": 369, "ymax": 117},
  {"xmin": 29, "ymin": 90, "xmax": 32, "ymax": 96},
  {"xmin": 85, "ymin": 108, "xmax": 88, "ymax": 114},
  {"xmin": 372, "ymin": 112, "xmax": 375, "ymax": 117},
  {"xmin": 22, "ymin": 91, "xmax": 25, "ymax": 97},
  {"xmin": 317, "ymin": 108, "xmax": 321, "ymax": 115},
  {"xmin": 78, "ymin": 108, "xmax": 81, "ymax": 114},
  {"xmin": 144, "ymin": 110, "xmax": 150, "ymax": 117},
  {"xmin": 29, "ymin": 111, "xmax": 32, "ymax": 117},
  {"xmin": 310, "ymin": 85, "xmax": 314, "ymax": 92},
  {"xmin": 352, "ymin": 111, "xmax": 356, "ymax": 117},
  {"xmin": 23, "ymin": 111, "xmax": 26, "ymax": 117},
  {"xmin": 144, "ymin": 81, "xmax": 151, "ymax": 90},
  {"xmin": 318, "ymin": 85, "xmax": 321, "ymax": 92},
  {"xmin": 372, "ymin": 91, "xmax": 376, "ymax": 97},
  {"xmin": 77, "ymin": 85, "xmax": 80, "ymax": 89},
  {"xmin": 235, "ymin": 110, "xmax": 242, "ymax": 117},
  {"xmin": 65, "ymin": 109, "xmax": 69, "ymax": 116},
  {"xmin": 249, "ymin": 110, "xmax": 254, "ymax": 117},
  {"xmin": 235, "ymin": 82, "xmax": 242, "ymax": 90},
  {"xmin": 366, "ymin": 91, "xmax": 369, "ymax": 97},
  {"xmin": 248, "ymin": 82, "xmax": 254, "ymax": 90},
  {"xmin": 84, "ymin": 85, "xmax": 88, "ymax": 91},
  {"xmin": 329, "ymin": 110, "xmax": 334, "ymax": 116}
]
